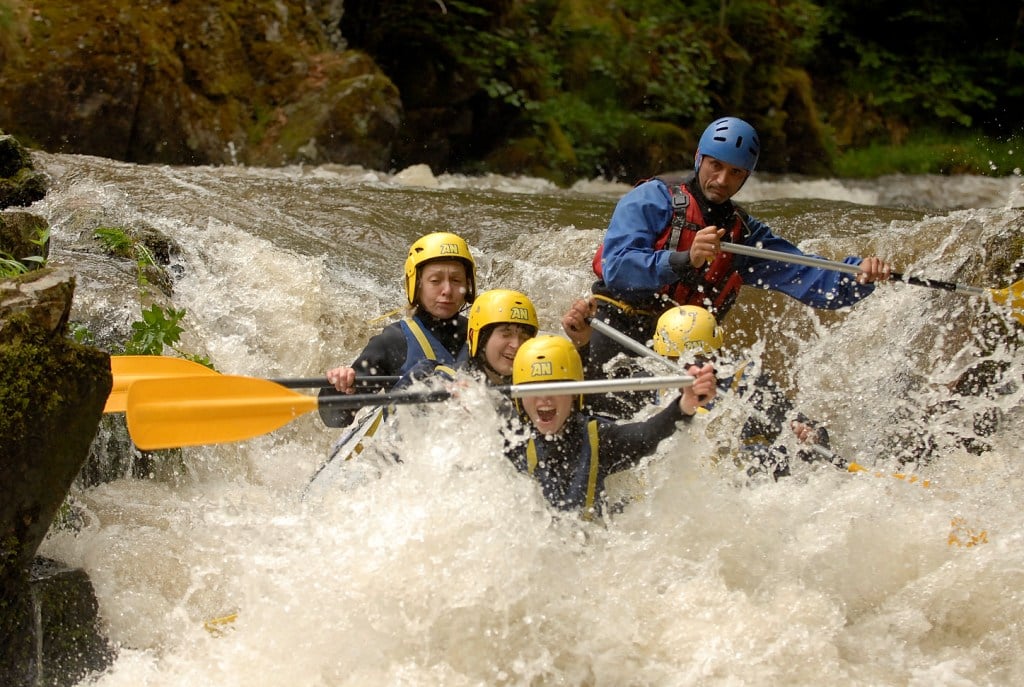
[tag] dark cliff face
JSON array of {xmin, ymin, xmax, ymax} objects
[
  {"xmin": 0, "ymin": 1, "xmax": 402, "ymax": 168},
  {"xmin": 0, "ymin": 1, "xmax": 833, "ymax": 183}
]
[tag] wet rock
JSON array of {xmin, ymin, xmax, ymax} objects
[
  {"xmin": 0, "ymin": 134, "xmax": 49, "ymax": 209},
  {"xmin": 0, "ymin": 266, "xmax": 113, "ymax": 685},
  {"xmin": 31, "ymin": 558, "xmax": 115, "ymax": 687},
  {"xmin": 0, "ymin": 267, "xmax": 74, "ymax": 337},
  {"xmin": 0, "ymin": 557, "xmax": 115, "ymax": 687}
]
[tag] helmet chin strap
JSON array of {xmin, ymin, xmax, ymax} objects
[{"xmin": 480, "ymin": 357, "xmax": 511, "ymax": 385}]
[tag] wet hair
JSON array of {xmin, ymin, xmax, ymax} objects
[{"xmin": 474, "ymin": 324, "xmax": 497, "ymax": 362}]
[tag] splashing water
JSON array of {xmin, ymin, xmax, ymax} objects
[{"xmin": 30, "ymin": 154, "xmax": 1024, "ymax": 686}]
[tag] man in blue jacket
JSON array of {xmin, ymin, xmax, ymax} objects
[
  {"xmin": 568, "ymin": 116, "xmax": 891, "ymax": 477},
  {"xmin": 585, "ymin": 115, "xmax": 892, "ymax": 371}
]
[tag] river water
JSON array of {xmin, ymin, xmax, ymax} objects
[{"xmin": 28, "ymin": 154, "xmax": 1024, "ymax": 686}]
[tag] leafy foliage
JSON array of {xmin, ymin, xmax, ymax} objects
[
  {"xmin": 814, "ymin": 0, "xmax": 1022, "ymax": 134},
  {"xmin": 343, "ymin": 0, "xmax": 1023, "ymax": 178},
  {"xmin": 118, "ymin": 304, "xmax": 212, "ymax": 367},
  {"xmin": 0, "ymin": 254, "xmax": 29, "ymax": 276},
  {"xmin": 123, "ymin": 304, "xmax": 185, "ymax": 356}
]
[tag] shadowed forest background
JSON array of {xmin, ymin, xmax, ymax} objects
[{"xmin": 1, "ymin": 0, "xmax": 1022, "ymax": 185}]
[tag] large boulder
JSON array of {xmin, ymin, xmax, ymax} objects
[
  {"xmin": 0, "ymin": 266, "xmax": 113, "ymax": 686},
  {"xmin": 0, "ymin": 2, "xmax": 401, "ymax": 168}
]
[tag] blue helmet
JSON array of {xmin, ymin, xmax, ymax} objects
[{"xmin": 694, "ymin": 117, "xmax": 760, "ymax": 172}]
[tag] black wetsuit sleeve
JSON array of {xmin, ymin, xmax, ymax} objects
[
  {"xmin": 317, "ymin": 324, "xmax": 408, "ymax": 428},
  {"xmin": 349, "ymin": 324, "xmax": 409, "ymax": 378},
  {"xmin": 600, "ymin": 396, "xmax": 691, "ymax": 473},
  {"xmin": 668, "ymin": 250, "xmax": 702, "ymax": 284}
]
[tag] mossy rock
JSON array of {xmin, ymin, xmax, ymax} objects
[
  {"xmin": 0, "ymin": 135, "xmax": 48, "ymax": 209},
  {"xmin": 249, "ymin": 52, "xmax": 401, "ymax": 167},
  {"xmin": 0, "ymin": 1, "xmax": 401, "ymax": 167},
  {"xmin": 0, "ymin": 211, "xmax": 49, "ymax": 265},
  {"xmin": 485, "ymin": 119, "xmax": 579, "ymax": 187},
  {"xmin": 1, "ymin": 271, "xmax": 112, "ymax": 575}
]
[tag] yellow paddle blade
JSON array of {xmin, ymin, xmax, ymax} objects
[
  {"xmin": 947, "ymin": 517, "xmax": 988, "ymax": 548},
  {"xmin": 845, "ymin": 462, "xmax": 932, "ymax": 488},
  {"xmin": 106, "ymin": 356, "xmax": 216, "ymax": 413},
  {"xmin": 204, "ymin": 613, "xmax": 238, "ymax": 637},
  {"xmin": 126, "ymin": 375, "xmax": 318, "ymax": 450},
  {"xmin": 989, "ymin": 279, "xmax": 1024, "ymax": 325}
]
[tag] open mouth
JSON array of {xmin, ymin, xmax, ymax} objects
[{"xmin": 537, "ymin": 407, "xmax": 557, "ymax": 423}]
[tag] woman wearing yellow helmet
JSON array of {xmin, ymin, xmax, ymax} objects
[
  {"xmin": 507, "ymin": 335, "xmax": 717, "ymax": 517},
  {"xmin": 319, "ymin": 231, "xmax": 476, "ymax": 427},
  {"xmin": 464, "ymin": 289, "xmax": 539, "ymax": 385}
]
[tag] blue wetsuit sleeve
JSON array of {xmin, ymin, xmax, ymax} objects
[
  {"xmin": 737, "ymin": 217, "xmax": 876, "ymax": 309},
  {"xmin": 601, "ymin": 180, "xmax": 681, "ymax": 292}
]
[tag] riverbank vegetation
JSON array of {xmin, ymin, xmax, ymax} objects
[
  {"xmin": 0, "ymin": 1, "xmax": 1020, "ymax": 183},
  {"xmin": 834, "ymin": 131, "xmax": 1024, "ymax": 178},
  {"xmin": 344, "ymin": 0, "xmax": 1024, "ymax": 182}
]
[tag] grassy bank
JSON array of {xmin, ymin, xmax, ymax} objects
[{"xmin": 834, "ymin": 130, "xmax": 1023, "ymax": 178}]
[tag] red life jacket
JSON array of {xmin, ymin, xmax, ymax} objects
[{"xmin": 592, "ymin": 178, "xmax": 748, "ymax": 317}]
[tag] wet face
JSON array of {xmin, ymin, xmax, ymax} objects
[
  {"xmin": 521, "ymin": 393, "xmax": 575, "ymax": 436},
  {"xmin": 417, "ymin": 260, "xmax": 468, "ymax": 319},
  {"xmin": 483, "ymin": 324, "xmax": 534, "ymax": 376},
  {"xmin": 696, "ymin": 155, "xmax": 749, "ymax": 204}
]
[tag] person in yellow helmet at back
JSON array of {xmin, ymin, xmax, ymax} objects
[
  {"xmin": 565, "ymin": 301, "xmax": 832, "ymax": 480},
  {"xmin": 319, "ymin": 231, "xmax": 476, "ymax": 427},
  {"xmin": 505, "ymin": 334, "xmax": 717, "ymax": 517},
  {"xmin": 651, "ymin": 304, "xmax": 724, "ymax": 359},
  {"xmin": 653, "ymin": 303, "xmax": 836, "ymax": 478}
]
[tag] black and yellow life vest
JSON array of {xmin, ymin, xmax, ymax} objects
[{"xmin": 524, "ymin": 419, "xmax": 601, "ymax": 519}]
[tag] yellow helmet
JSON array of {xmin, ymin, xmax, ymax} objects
[
  {"xmin": 652, "ymin": 306, "xmax": 723, "ymax": 358},
  {"xmin": 403, "ymin": 232, "xmax": 476, "ymax": 306},
  {"xmin": 467, "ymin": 289, "xmax": 539, "ymax": 356},
  {"xmin": 512, "ymin": 335, "xmax": 584, "ymax": 385}
]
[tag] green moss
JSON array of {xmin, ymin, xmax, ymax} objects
[{"xmin": 0, "ymin": 315, "xmax": 98, "ymax": 442}]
